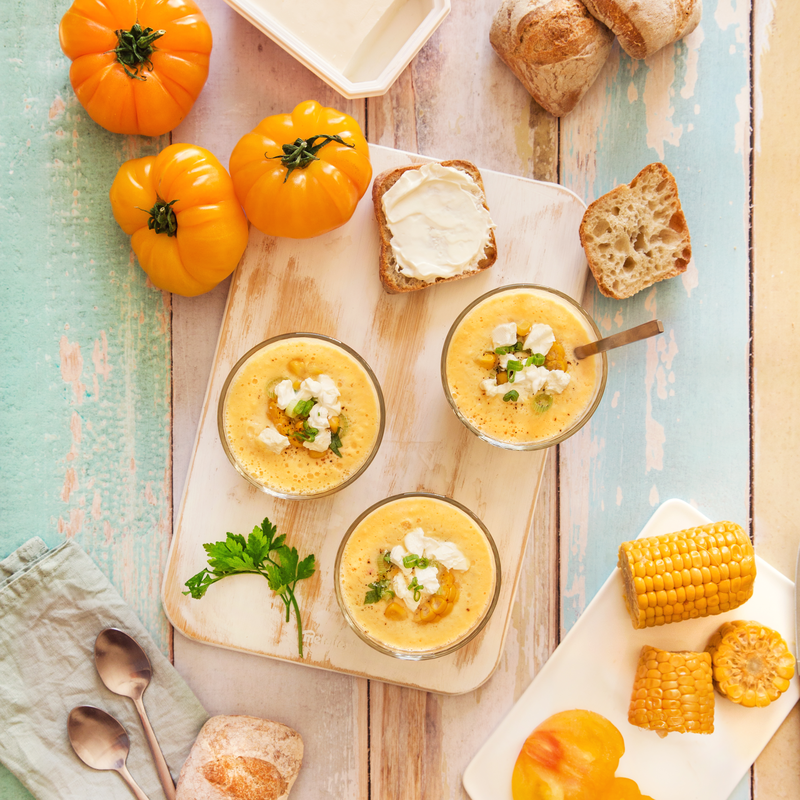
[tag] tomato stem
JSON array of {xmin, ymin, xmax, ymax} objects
[
  {"xmin": 147, "ymin": 197, "xmax": 178, "ymax": 237},
  {"xmin": 268, "ymin": 134, "xmax": 354, "ymax": 182},
  {"xmin": 113, "ymin": 22, "xmax": 166, "ymax": 81}
]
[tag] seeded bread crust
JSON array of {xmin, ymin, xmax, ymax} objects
[
  {"xmin": 579, "ymin": 163, "xmax": 692, "ymax": 300},
  {"xmin": 489, "ymin": 0, "xmax": 614, "ymax": 118},
  {"xmin": 582, "ymin": 0, "xmax": 701, "ymax": 59},
  {"xmin": 372, "ymin": 159, "xmax": 497, "ymax": 295}
]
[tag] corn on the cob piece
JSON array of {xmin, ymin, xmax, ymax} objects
[
  {"xmin": 628, "ymin": 645, "xmax": 714, "ymax": 735},
  {"xmin": 706, "ymin": 620, "xmax": 796, "ymax": 707},
  {"xmin": 617, "ymin": 521, "xmax": 755, "ymax": 630}
]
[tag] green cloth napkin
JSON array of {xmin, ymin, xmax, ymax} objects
[{"xmin": 0, "ymin": 538, "xmax": 208, "ymax": 799}]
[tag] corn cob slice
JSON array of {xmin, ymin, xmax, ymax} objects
[
  {"xmin": 706, "ymin": 620, "xmax": 796, "ymax": 707},
  {"xmin": 628, "ymin": 645, "xmax": 714, "ymax": 735},
  {"xmin": 617, "ymin": 521, "xmax": 755, "ymax": 630}
]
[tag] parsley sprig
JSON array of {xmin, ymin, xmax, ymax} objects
[
  {"xmin": 183, "ymin": 516, "xmax": 316, "ymax": 657},
  {"xmin": 364, "ymin": 577, "xmax": 394, "ymax": 605}
]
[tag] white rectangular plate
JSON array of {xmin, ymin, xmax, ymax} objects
[{"xmin": 464, "ymin": 499, "xmax": 799, "ymax": 800}]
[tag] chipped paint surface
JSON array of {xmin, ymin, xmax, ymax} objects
[
  {"xmin": 559, "ymin": 0, "xmax": 751, "ymax": 652},
  {"xmin": 0, "ymin": 4, "xmax": 172, "ymax": 794}
]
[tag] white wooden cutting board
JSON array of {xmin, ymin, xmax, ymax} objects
[{"xmin": 161, "ymin": 144, "xmax": 588, "ymax": 694}]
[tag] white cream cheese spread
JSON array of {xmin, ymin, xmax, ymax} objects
[{"xmin": 381, "ymin": 163, "xmax": 495, "ymax": 282}]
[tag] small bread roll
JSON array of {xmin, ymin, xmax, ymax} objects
[
  {"xmin": 490, "ymin": 0, "xmax": 614, "ymax": 118},
  {"xmin": 582, "ymin": 0, "xmax": 702, "ymax": 59},
  {"xmin": 176, "ymin": 715, "xmax": 303, "ymax": 800}
]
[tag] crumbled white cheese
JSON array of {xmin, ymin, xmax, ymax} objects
[
  {"xmin": 515, "ymin": 366, "xmax": 549, "ymax": 395},
  {"xmin": 276, "ymin": 374, "xmax": 342, "ymax": 417},
  {"xmin": 414, "ymin": 565, "xmax": 440, "ymax": 595},
  {"xmin": 308, "ymin": 403, "xmax": 330, "ymax": 430},
  {"xmin": 491, "ymin": 323, "xmax": 517, "ymax": 349},
  {"xmin": 390, "ymin": 545, "xmax": 411, "ymax": 575},
  {"xmin": 303, "ymin": 428, "xmax": 332, "ymax": 453},
  {"xmin": 257, "ymin": 426, "xmax": 290, "ymax": 454},
  {"xmin": 545, "ymin": 369, "xmax": 571, "ymax": 393},
  {"xmin": 481, "ymin": 378, "xmax": 511, "ymax": 397},
  {"xmin": 403, "ymin": 528, "xmax": 470, "ymax": 572},
  {"xmin": 392, "ymin": 573, "xmax": 421, "ymax": 612},
  {"xmin": 523, "ymin": 323, "xmax": 555, "ymax": 357},
  {"xmin": 425, "ymin": 541, "xmax": 470, "ymax": 571}
]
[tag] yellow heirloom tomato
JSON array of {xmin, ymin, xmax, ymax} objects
[
  {"xmin": 229, "ymin": 100, "xmax": 372, "ymax": 239},
  {"xmin": 59, "ymin": 0, "xmax": 212, "ymax": 137},
  {"xmin": 110, "ymin": 144, "xmax": 249, "ymax": 297}
]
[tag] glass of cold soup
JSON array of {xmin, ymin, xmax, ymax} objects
[
  {"xmin": 219, "ymin": 333, "xmax": 385, "ymax": 499},
  {"xmin": 442, "ymin": 284, "xmax": 607, "ymax": 450},
  {"xmin": 335, "ymin": 493, "xmax": 501, "ymax": 660}
]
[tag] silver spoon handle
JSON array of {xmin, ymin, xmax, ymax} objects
[
  {"xmin": 574, "ymin": 320, "xmax": 664, "ymax": 360},
  {"xmin": 133, "ymin": 696, "xmax": 176, "ymax": 800},
  {"xmin": 117, "ymin": 763, "xmax": 150, "ymax": 800}
]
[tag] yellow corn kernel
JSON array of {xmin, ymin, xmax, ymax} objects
[
  {"xmin": 544, "ymin": 341, "xmax": 568, "ymax": 371},
  {"xmin": 430, "ymin": 595, "xmax": 447, "ymax": 615},
  {"xmin": 288, "ymin": 359, "xmax": 305, "ymax": 376},
  {"xmin": 706, "ymin": 620, "xmax": 796, "ymax": 707},
  {"xmin": 628, "ymin": 646, "xmax": 714, "ymax": 735},
  {"xmin": 307, "ymin": 448, "xmax": 327, "ymax": 460},
  {"xmin": 618, "ymin": 522, "xmax": 755, "ymax": 630},
  {"xmin": 496, "ymin": 371, "xmax": 508, "ymax": 385},
  {"xmin": 292, "ymin": 380, "xmax": 301, "ymax": 390},
  {"xmin": 384, "ymin": 601, "xmax": 408, "ymax": 621},
  {"xmin": 329, "ymin": 416, "xmax": 340, "ymax": 435},
  {"xmin": 475, "ymin": 351, "xmax": 498, "ymax": 370},
  {"xmin": 516, "ymin": 321, "xmax": 532, "ymax": 337}
]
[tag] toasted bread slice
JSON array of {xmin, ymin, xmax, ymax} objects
[
  {"xmin": 579, "ymin": 163, "xmax": 692, "ymax": 300},
  {"xmin": 372, "ymin": 159, "xmax": 497, "ymax": 294}
]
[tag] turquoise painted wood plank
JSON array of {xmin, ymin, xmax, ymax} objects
[
  {"xmin": 0, "ymin": 0, "xmax": 172, "ymax": 795},
  {"xmin": 560, "ymin": 6, "xmax": 752, "ymax": 800}
]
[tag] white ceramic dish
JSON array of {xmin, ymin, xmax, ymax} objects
[
  {"xmin": 463, "ymin": 499, "xmax": 799, "ymax": 800},
  {"xmin": 219, "ymin": 0, "xmax": 450, "ymax": 98}
]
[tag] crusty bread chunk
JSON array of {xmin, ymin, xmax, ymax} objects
[
  {"xmin": 579, "ymin": 163, "xmax": 692, "ymax": 300},
  {"xmin": 582, "ymin": 0, "xmax": 701, "ymax": 59},
  {"xmin": 176, "ymin": 715, "xmax": 303, "ymax": 800},
  {"xmin": 490, "ymin": 0, "xmax": 614, "ymax": 118},
  {"xmin": 373, "ymin": 159, "xmax": 497, "ymax": 294}
]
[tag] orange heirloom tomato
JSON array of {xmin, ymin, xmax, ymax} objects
[
  {"xmin": 59, "ymin": 0, "xmax": 212, "ymax": 137},
  {"xmin": 110, "ymin": 144, "xmax": 249, "ymax": 297},
  {"xmin": 229, "ymin": 100, "xmax": 372, "ymax": 239},
  {"xmin": 512, "ymin": 710, "xmax": 624, "ymax": 800}
]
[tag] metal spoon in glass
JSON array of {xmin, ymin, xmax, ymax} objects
[
  {"xmin": 94, "ymin": 629, "xmax": 176, "ymax": 800},
  {"xmin": 574, "ymin": 320, "xmax": 664, "ymax": 360},
  {"xmin": 67, "ymin": 706, "xmax": 150, "ymax": 800}
]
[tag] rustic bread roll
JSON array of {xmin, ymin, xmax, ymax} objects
[
  {"xmin": 581, "ymin": 0, "xmax": 702, "ymax": 59},
  {"xmin": 490, "ymin": 0, "xmax": 614, "ymax": 117},
  {"xmin": 579, "ymin": 163, "xmax": 691, "ymax": 300},
  {"xmin": 373, "ymin": 159, "xmax": 497, "ymax": 294},
  {"xmin": 176, "ymin": 715, "xmax": 303, "ymax": 800}
]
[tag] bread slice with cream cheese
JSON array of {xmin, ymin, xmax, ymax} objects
[{"xmin": 372, "ymin": 159, "xmax": 497, "ymax": 294}]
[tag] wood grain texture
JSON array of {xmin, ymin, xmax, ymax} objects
[
  {"xmin": 169, "ymin": 1, "xmax": 370, "ymax": 797},
  {"xmin": 162, "ymin": 144, "xmax": 587, "ymax": 693},
  {"xmin": 751, "ymin": 0, "xmax": 800, "ymax": 797},
  {"xmin": 0, "ymin": 0, "xmax": 173, "ymax": 796},
  {"xmin": 367, "ymin": 2, "xmax": 562, "ymax": 796},
  {"xmin": 559, "ymin": 5, "xmax": 755, "ymax": 800}
]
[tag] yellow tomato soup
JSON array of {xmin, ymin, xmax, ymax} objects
[
  {"xmin": 222, "ymin": 337, "xmax": 382, "ymax": 496},
  {"xmin": 339, "ymin": 496, "xmax": 497, "ymax": 654},
  {"xmin": 445, "ymin": 287, "xmax": 601, "ymax": 445}
]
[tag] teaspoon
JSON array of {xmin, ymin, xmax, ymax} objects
[
  {"xmin": 573, "ymin": 320, "xmax": 664, "ymax": 360},
  {"xmin": 94, "ymin": 629, "xmax": 176, "ymax": 800},
  {"xmin": 67, "ymin": 705, "xmax": 150, "ymax": 800}
]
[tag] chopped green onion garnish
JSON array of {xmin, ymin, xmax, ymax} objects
[
  {"xmin": 532, "ymin": 392, "xmax": 553, "ymax": 413},
  {"xmin": 532, "ymin": 353, "xmax": 546, "ymax": 366},
  {"xmin": 408, "ymin": 577, "xmax": 422, "ymax": 602},
  {"xmin": 503, "ymin": 390, "xmax": 520, "ymax": 403}
]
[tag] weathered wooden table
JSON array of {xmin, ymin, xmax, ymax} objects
[{"xmin": 2, "ymin": 0, "xmax": 799, "ymax": 797}]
